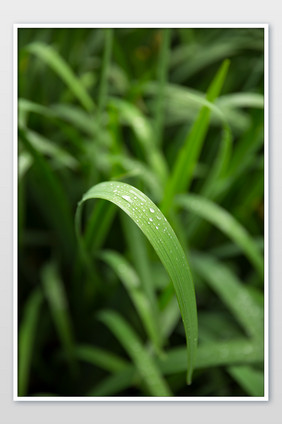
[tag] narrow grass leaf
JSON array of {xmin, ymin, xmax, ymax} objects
[
  {"xmin": 88, "ymin": 368, "xmax": 136, "ymax": 396},
  {"xmin": 108, "ymin": 97, "xmax": 168, "ymax": 184},
  {"xmin": 191, "ymin": 252, "xmax": 263, "ymax": 340},
  {"xmin": 75, "ymin": 345, "xmax": 128, "ymax": 373},
  {"xmin": 18, "ymin": 152, "xmax": 33, "ymax": 179},
  {"xmin": 227, "ymin": 365, "xmax": 264, "ymax": 397},
  {"xmin": 176, "ymin": 194, "xmax": 264, "ymax": 279},
  {"xmin": 97, "ymin": 29, "xmax": 113, "ymax": 116},
  {"xmin": 84, "ymin": 200, "xmax": 116, "ymax": 254},
  {"xmin": 19, "ymin": 128, "xmax": 76, "ymax": 259},
  {"xmin": 18, "ymin": 289, "xmax": 43, "ymax": 396},
  {"xmin": 170, "ymin": 41, "xmax": 236, "ymax": 82},
  {"xmin": 76, "ymin": 181, "xmax": 198, "ymax": 383},
  {"xmin": 153, "ymin": 28, "xmax": 171, "ymax": 146},
  {"xmin": 20, "ymin": 128, "xmax": 79, "ymax": 170},
  {"xmin": 100, "ymin": 249, "xmax": 162, "ymax": 354},
  {"xmin": 27, "ymin": 42, "xmax": 95, "ymax": 112},
  {"xmin": 161, "ymin": 59, "xmax": 230, "ymax": 215},
  {"xmin": 145, "ymin": 82, "xmax": 249, "ymax": 131},
  {"xmin": 159, "ymin": 338, "xmax": 263, "ymax": 374},
  {"xmin": 120, "ymin": 213, "xmax": 159, "ymax": 331},
  {"xmin": 108, "ymin": 154, "xmax": 163, "ymax": 201},
  {"xmin": 217, "ymin": 93, "xmax": 264, "ymax": 110},
  {"xmin": 98, "ymin": 310, "xmax": 172, "ymax": 396},
  {"xmin": 87, "ymin": 337, "xmax": 263, "ymax": 396},
  {"xmin": 42, "ymin": 262, "xmax": 77, "ymax": 374}
]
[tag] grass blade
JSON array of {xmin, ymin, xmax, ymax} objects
[
  {"xmin": 227, "ymin": 365, "xmax": 264, "ymax": 396},
  {"xmin": 86, "ymin": 338, "xmax": 263, "ymax": 396},
  {"xmin": 19, "ymin": 128, "xmax": 76, "ymax": 260},
  {"xmin": 161, "ymin": 59, "xmax": 230, "ymax": 214},
  {"xmin": 18, "ymin": 289, "xmax": 43, "ymax": 396},
  {"xmin": 100, "ymin": 250, "xmax": 162, "ymax": 354},
  {"xmin": 76, "ymin": 181, "xmax": 198, "ymax": 383},
  {"xmin": 217, "ymin": 93, "xmax": 264, "ymax": 110},
  {"xmin": 153, "ymin": 28, "xmax": 171, "ymax": 146},
  {"xmin": 75, "ymin": 345, "xmax": 128, "ymax": 373},
  {"xmin": 87, "ymin": 368, "xmax": 136, "ymax": 396},
  {"xmin": 97, "ymin": 29, "xmax": 113, "ymax": 116},
  {"xmin": 191, "ymin": 252, "xmax": 264, "ymax": 340},
  {"xmin": 27, "ymin": 42, "xmax": 95, "ymax": 112},
  {"xmin": 159, "ymin": 339, "xmax": 263, "ymax": 374},
  {"xmin": 42, "ymin": 262, "xmax": 77, "ymax": 374},
  {"xmin": 108, "ymin": 97, "xmax": 168, "ymax": 184},
  {"xmin": 120, "ymin": 213, "xmax": 159, "ymax": 331},
  {"xmin": 176, "ymin": 194, "xmax": 264, "ymax": 279},
  {"xmin": 98, "ymin": 310, "xmax": 172, "ymax": 396},
  {"xmin": 20, "ymin": 127, "xmax": 79, "ymax": 170}
]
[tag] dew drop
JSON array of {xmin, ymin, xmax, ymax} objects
[
  {"xmin": 149, "ymin": 218, "xmax": 153, "ymax": 222},
  {"xmin": 156, "ymin": 226, "xmax": 159, "ymax": 230},
  {"xmin": 156, "ymin": 215, "xmax": 161, "ymax": 220},
  {"xmin": 150, "ymin": 208, "xmax": 155, "ymax": 213},
  {"xmin": 122, "ymin": 195, "xmax": 132, "ymax": 203}
]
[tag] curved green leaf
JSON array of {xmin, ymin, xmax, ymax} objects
[{"xmin": 76, "ymin": 181, "xmax": 198, "ymax": 383}]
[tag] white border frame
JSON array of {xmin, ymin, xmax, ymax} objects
[{"xmin": 13, "ymin": 23, "xmax": 269, "ymax": 402}]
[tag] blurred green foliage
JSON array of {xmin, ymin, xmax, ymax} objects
[{"xmin": 18, "ymin": 27, "xmax": 264, "ymax": 397}]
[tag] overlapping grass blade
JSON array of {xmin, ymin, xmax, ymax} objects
[
  {"xmin": 159, "ymin": 339, "xmax": 263, "ymax": 374},
  {"xmin": 161, "ymin": 59, "xmax": 230, "ymax": 215},
  {"xmin": 108, "ymin": 97, "xmax": 168, "ymax": 184},
  {"xmin": 18, "ymin": 289, "xmax": 43, "ymax": 396},
  {"xmin": 227, "ymin": 365, "xmax": 264, "ymax": 396},
  {"xmin": 18, "ymin": 151, "xmax": 33, "ymax": 179},
  {"xmin": 42, "ymin": 262, "xmax": 77, "ymax": 374},
  {"xmin": 120, "ymin": 213, "xmax": 159, "ymax": 326},
  {"xmin": 26, "ymin": 42, "xmax": 95, "ymax": 112},
  {"xmin": 216, "ymin": 110, "xmax": 264, "ymax": 196},
  {"xmin": 75, "ymin": 181, "xmax": 198, "ymax": 383},
  {"xmin": 153, "ymin": 28, "xmax": 171, "ymax": 146},
  {"xmin": 99, "ymin": 250, "xmax": 162, "ymax": 353},
  {"xmin": 198, "ymin": 311, "xmax": 243, "ymax": 342},
  {"xmin": 176, "ymin": 194, "xmax": 264, "ymax": 279},
  {"xmin": 98, "ymin": 310, "xmax": 171, "ymax": 396},
  {"xmin": 19, "ymin": 128, "xmax": 76, "ymax": 259},
  {"xmin": 199, "ymin": 122, "xmax": 232, "ymax": 198},
  {"xmin": 217, "ymin": 93, "xmax": 264, "ymax": 110},
  {"xmin": 170, "ymin": 41, "xmax": 236, "ymax": 83},
  {"xmin": 88, "ymin": 368, "xmax": 136, "ymax": 396},
  {"xmin": 75, "ymin": 345, "xmax": 128, "ymax": 373},
  {"xmin": 20, "ymin": 127, "xmax": 79, "ymax": 170},
  {"xmin": 97, "ymin": 29, "xmax": 113, "ymax": 116},
  {"xmin": 86, "ymin": 338, "xmax": 263, "ymax": 396},
  {"xmin": 191, "ymin": 252, "xmax": 263, "ymax": 339},
  {"xmin": 145, "ymin": 82, "xmax": 249, "ymax": 131},
  {"xmin": 19, "ymin": 99, "xmax": 91, "ymax": 141},
  {"xmin": 108, "ymin": 154, "xmax": 163, "ymax": 201}
]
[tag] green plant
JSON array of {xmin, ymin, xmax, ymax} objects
[{"xmin": 18, "ymin": 27, "xmax": 264, "ymax": 397}]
